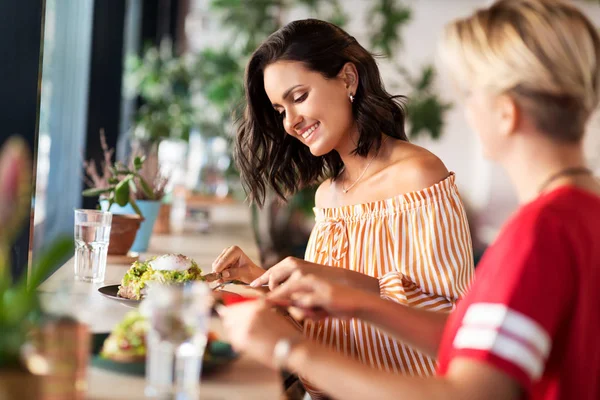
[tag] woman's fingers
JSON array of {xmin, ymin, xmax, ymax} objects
[
  {"xmin": 212, "ymin": 247, "xmax": 231, "ymax": 270},
  {"xmin": 268, "ymin": 275, "xmax": 316, "ymax": 301},
  {"xmin": 212, "ymin": 246, "xmax": 243, "ymax": 273},
  {"xmin": 250, "ymin": 269, "xmax": 271, "ymax": 287}
]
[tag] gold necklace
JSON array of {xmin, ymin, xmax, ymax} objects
[
  {"xmin": 342, "ymin": 137, "xmax": 388, "ymax": 194},
  {"xmin": 537, "ymin": 166, "xmax": 593, "ymax": 194}
]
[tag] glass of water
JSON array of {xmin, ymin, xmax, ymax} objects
[
  {"xmin": 73, "ymin": 209, "xmax": 112, "ymax": 283},
  {"xmin": 142, "ymin": 282, "xmax": 212, "ymax": 399}
]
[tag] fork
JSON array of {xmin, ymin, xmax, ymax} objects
[{"xmin": 212, "ymin": 281, "xmax": 269, "ymax": 291}]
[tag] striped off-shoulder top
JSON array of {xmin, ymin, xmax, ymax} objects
[{"xmin": 302, "ymin": 173, "xmax": 474, "ymax": 397}]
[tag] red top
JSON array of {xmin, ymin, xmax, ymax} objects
[{"xmin": 437, "ymin": 186, "xmax": 600, "ymax": 400}]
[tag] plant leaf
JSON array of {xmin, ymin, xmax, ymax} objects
[
  {"xmin": 133, "ymin": 156, "xmax": 144, "ymax": 171},
  {"xmin": 129, "ymin": 198, "xmax": 144, "ymax": 217},
  {"xmin": 416, "ymin": 65, "xmax": 435, "ymax": 91},
  {"xmin": 137, "ymin": 176, "xmax": 156, "ymax": 200},
  {"xmin": 128, "ymin": 179, "xmax": 138, "ymax": 194},
  {"xmin": 0, "ymin": 237, "xmax": 73, "ymax": 344},
  {"xmin": 25, "ymin": 236, "xmax": 73, "ymax": 290},
  {"xmin": 406, "ymin": 94, "xmax": 452, "ymax": 140},
  {"xmin": 368, "ymin": 0, "xmax": 412, "ymax": 57},
  {"xmin": 82, "ymin": 186, "xmax": 115, "ymax": 197},
  {"xmin": 115, "ymin": 179, "xmax": 131, "ymax": 207}
]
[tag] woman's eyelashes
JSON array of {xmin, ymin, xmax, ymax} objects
[
  {"xmin": 293, "ymin": 92, "xmax": 308, "ymax": 103},
  {"xmin": 276, "ymin": 92, "xmax": 308, "ymax": 119}
]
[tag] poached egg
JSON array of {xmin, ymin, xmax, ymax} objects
[{"xmin": 148, "ymin": 254, "xmax": 193, "ymax": 272}]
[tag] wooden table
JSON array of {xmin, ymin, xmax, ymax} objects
[{"xmin": 39, "ymin": 214, "xmax": 282, "ymax": 400}]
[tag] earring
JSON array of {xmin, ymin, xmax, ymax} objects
[{"xmin": 349, "ymin": 94, "xmax": 354, "ymax": 103}]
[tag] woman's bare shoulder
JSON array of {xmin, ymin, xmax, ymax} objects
[
  {"xmin": 313, "ymin": 143, "xmax": 451, "ymax": 208},
  {"xmin": 386, "ymin": 143, "xmax": 450, "ymax": 192},
  {"xmin": 314, "ymin": 178, "xmax": 334, "ymax": 208}
]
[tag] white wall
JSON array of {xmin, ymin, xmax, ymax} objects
[{"xmin": 186, "ymin": 0, "xmax": 600, "ymax": 244}]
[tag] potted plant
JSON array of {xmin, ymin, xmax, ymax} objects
[
  {"xmin": 104, "ymin": 139, "xmax": 168, "ymax": 252},
  {"xmin": 125, "ymin": 39, "xmax": 199, "ymax": 235},
  {"xmin": 82, "ymin": 132, "xmax": 147, "ymax": 256},
  {"xmin": 128, "ymin": 139, "xmax": 170, "ymax": 243},
  {"xmin": 0, "ymin": 137, "xmax": 73, "ymax": 398},
  {"xmin": 124, "ymin": 39, "xmax": 197, "ymax": 144}
]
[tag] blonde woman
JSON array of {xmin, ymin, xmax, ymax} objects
[{"xmin": 220, "ymin": 1, "xmax": 600, "ymax": 399}]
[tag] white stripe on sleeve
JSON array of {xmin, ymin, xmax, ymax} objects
[{"xmin": 452, "ymin": 303, "xmax": 552, "ymax": 381}]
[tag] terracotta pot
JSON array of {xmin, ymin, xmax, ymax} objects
[
  {"xmin": 0, "ymin": 368, "xmax": 43, "ymax": 399},
  {"xmin": 108, "ymin": 214, "xmax": 144, "ymax": 255},
  {"xmin": 153, "ymin": 203, "xmax": 171, "ymax": 234}
]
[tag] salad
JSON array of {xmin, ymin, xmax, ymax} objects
[
  {"xmin": 117, "ymin": 254, "xmax": 204, "ymax": 300},
  {"xmin": 100, "ymin": 310, "xmax": 218, "ymax": 363},
  {"xmin": 101, "ymin": 310, "xmax": 149, "ymax": 362}
]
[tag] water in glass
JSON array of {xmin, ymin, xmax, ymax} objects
[
  {"xmin": 142, "ymin": 282, "xmax": 212, "ymax": 399},
  {"xmin": 74, "ymin": 209, "xmax": 111, "ymax": 283}
]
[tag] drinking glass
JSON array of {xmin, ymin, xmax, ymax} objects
[
  {"xmin": 73, "ymin": 209, "xmax": 111, "ymax": 283},
  {"xmin": 142, "ymin": 282, "xmax": 212, "ymax": 399}
]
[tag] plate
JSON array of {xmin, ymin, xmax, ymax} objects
[
  {"xmin": 98, "ymin": 285, "xmax": 245, "ymax": 315},
  {"xmin": 90, "ymin": 333, "xmax": 237, "ymax": 376},
  {"xmin": 97, "ymin": 285, "xmax": 140, "ymax": 307}
]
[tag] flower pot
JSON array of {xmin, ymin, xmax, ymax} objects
[
  {"xmin": 107, "ymin": 214, "xmax": 144, "ymax": 255},
  {"xmin": 100, "ymin": 200, "xmax": 160, "ymax": 252},
  {"xmin": 153, "ymin": 203, "xmax": 171, "ymax": 234}
]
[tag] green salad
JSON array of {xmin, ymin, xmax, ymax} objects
[
  {"xmin": 117, "ymin": 254, "xmax": 204, "ymax": 300},
  {"xmin": 100, "ymin": 310, "xmax": 220, "ymax": 363},
  {"xmin": 101, "ymin": 310, "xmax": 149, "ymax": 361}
]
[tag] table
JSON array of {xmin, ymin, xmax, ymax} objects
[{"xmin": 39, "ymin": 215, "xmax": 282, "ymax": 400}]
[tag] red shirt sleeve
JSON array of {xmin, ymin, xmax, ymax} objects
[{"xmin": 446, "ymin": 206, "xmax": 574, "ymax": 391}]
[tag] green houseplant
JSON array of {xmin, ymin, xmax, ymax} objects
[
  {"xmin": 82, "ymin": 131, "xmax": 157, "ymax": 255},
  {"xmin": 0, "ymin": 137, "xmax": 73, "ymax": 398},
  {"xmin": 125, "ymin": 39, "xmax": 197, "ymax": 145},
  {"xmin": 82, "ymin": 132, "xmax": 161, "ymax": 215},
  {"xmin": 124, "ymin": 41, "xmax": 197, "ymax": 236}
]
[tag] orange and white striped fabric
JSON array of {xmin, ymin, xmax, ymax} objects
[{"xmin": 302, "ymin": 173, "xmax": 474, "ymax": 397}]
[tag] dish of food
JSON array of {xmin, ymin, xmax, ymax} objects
[
  {"xmin": 100, "ymin": 310, "xmax": 149, "ymax": 362},
  {"xmin": 97, "ymin": 284, "xmax": 141, "ymax": 307},
  {"xmin": 91, "ymin": 310, "xmax": 236, "ymax": 376},
  {"xmin": 116, "ymin": 253, "xmax": 204, "ymax": 300}
]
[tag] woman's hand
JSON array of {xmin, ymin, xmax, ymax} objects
[
  {"xmin": 250, "ymin": 257, "xmax": 380, "ymax": 294},
  {"xmin": 249, "ymin": 257, "xmax": 327, "ymax": 290},
  {"xmin": 212, "ymin": 246, "xmax": 264, "ymax": 284},
  {"xmin": 219, "ymin": 300, "xmax": 304, "ymax": 368},
  {"xmin": 267, "ymin": 274, "xmax": 372, "ymax": 320}
]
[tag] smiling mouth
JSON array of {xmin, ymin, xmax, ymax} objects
[{"xmin": 301, "ymin": 122, "xmax": 320, "ymax": 141}]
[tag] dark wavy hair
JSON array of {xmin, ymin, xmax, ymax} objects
[{"xmin": 235, "ymin": 19, "xmax": 408, "ymax": 206}]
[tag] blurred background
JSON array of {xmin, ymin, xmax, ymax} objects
[{"xmin": 1, "ymin": 0, "xmax": 599, "ymax": 282}]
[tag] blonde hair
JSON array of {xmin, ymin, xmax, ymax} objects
[{"xmin": 442, "ymin": 0, "xmax": 600, "ymax": 142}]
